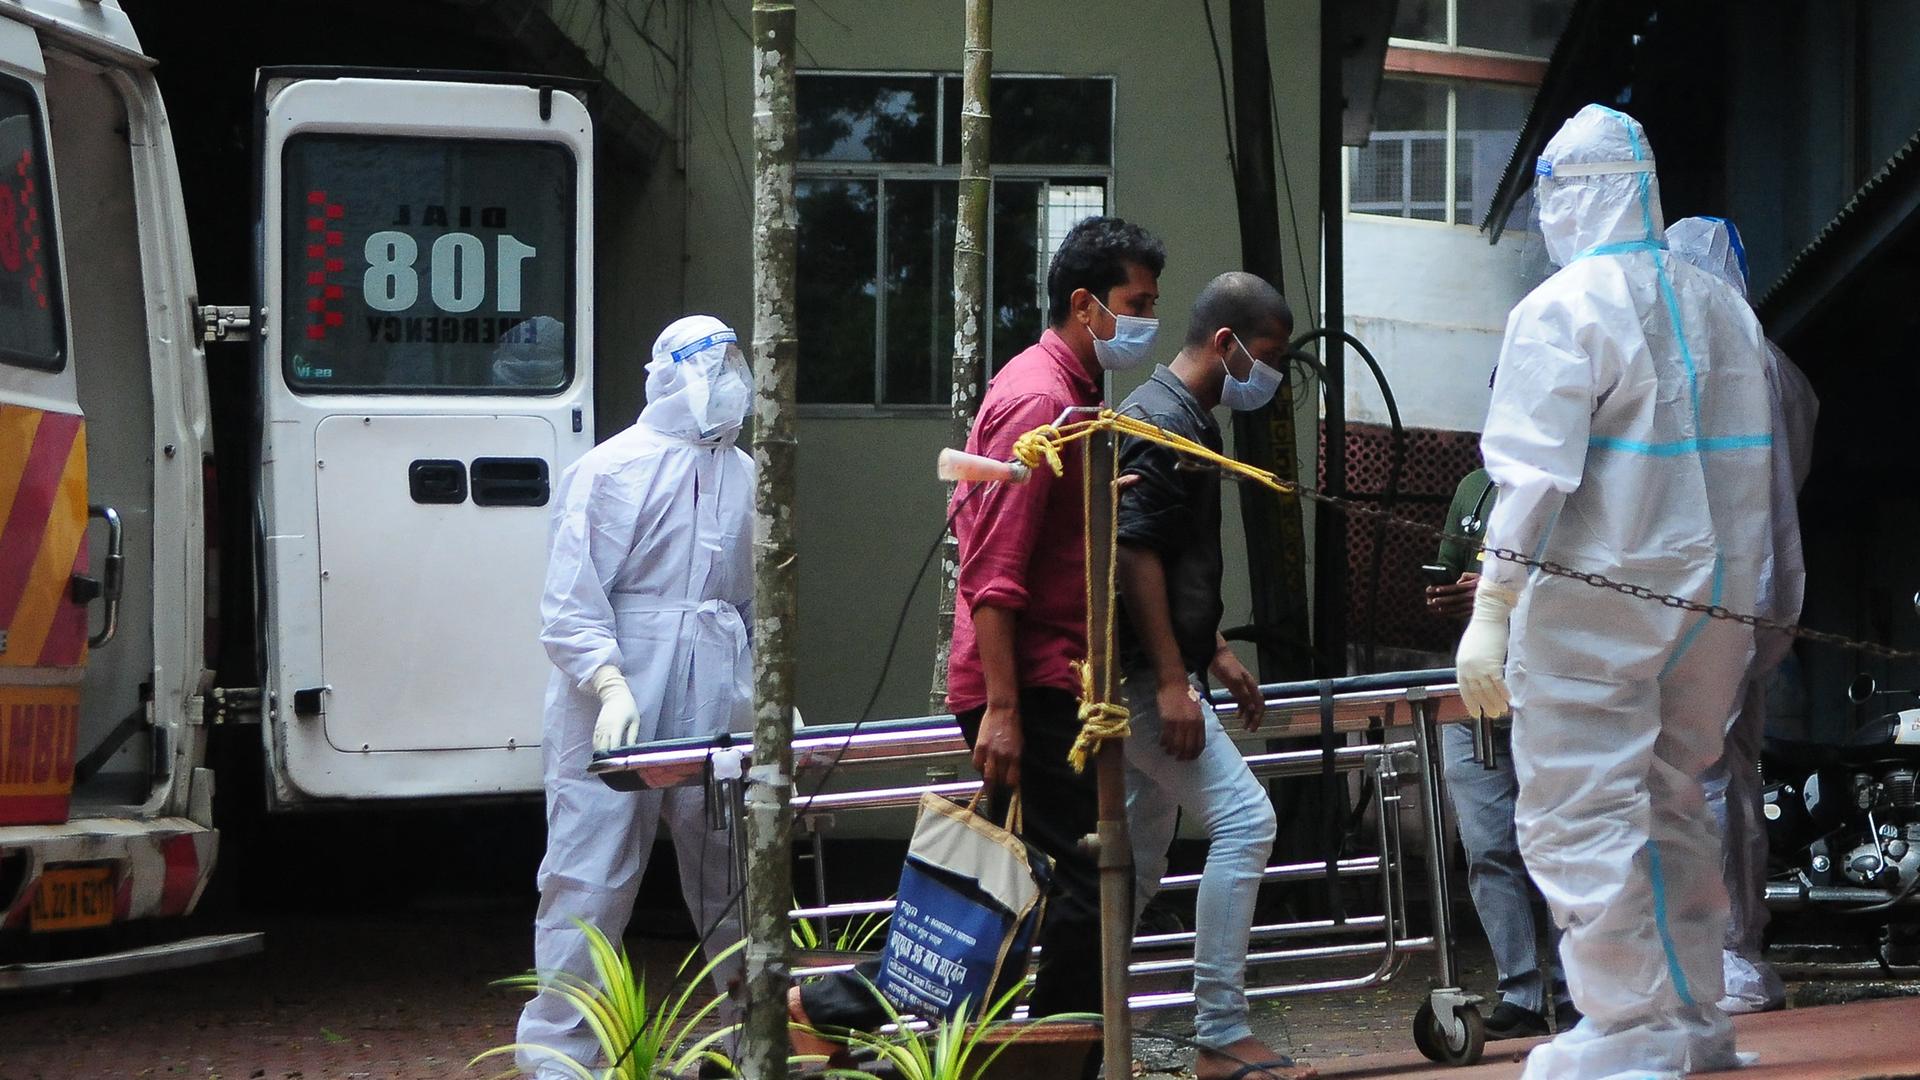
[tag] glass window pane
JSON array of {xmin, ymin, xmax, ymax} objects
[
  {"xmin": 1457, "ymin": 0, "xmax": 1576, "ymax": 58},
  {"xmin": 1350, "ymin": 79, "xmax": 1449, "ymax": 221},
  {"xmin": 882, "ymin": 180, "xmax": 956, "ymax": 406},
  {"xmin": 0, "ymin": 78, "xmax": 63, "ymax": 371},
  {"xmin": 991, "ymin": 180, "xmax": 1042, "ymax": 372},
  {"xmin": 943, "ymin": 77, "xmax": 1113, "ymax": 166},
  {"xmin": 281, "ymin": 135, "xmax": 575, "ymax": 393},
  {"xmin": 990, "ymin": 179, "xmax": 1106, "ymax": 373},
  {"xmin": 798, "ymin": 75, "xmax": 936, "ymax": 164},
  {"xmin": 1456, "ymin": 82, "xmax": 1533, "ymax": 229},
  {"xmin": 797, "ymin": 179, "xmax": 878, "ymax": 404},
  {"xmin": 1391, "ymin": 0, "xmax": 1447, "ymax": 43}
]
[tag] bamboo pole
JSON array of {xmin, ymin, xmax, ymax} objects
[
  {"xmin": 930, "ymin": 0, "xmax": 993, "ymax": 712},
  {"xmin": 1085, "ymin": 428, "xmax": 1133, "ymax": 1076},
  {"xmin": 742, "ymin": 3, "xmax": 798, "ymax": 1077}
]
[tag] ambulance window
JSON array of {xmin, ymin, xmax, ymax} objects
[
  {"xmin": 281, "ymin": 135, "xmax": 574, "ymax": 394},
  {"xmin": 0, "ymin": 77, "xmax": 64, "ymax": 372}
]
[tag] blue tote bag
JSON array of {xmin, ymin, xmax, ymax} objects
[{"xmin": 875, "ymin": 791, "xmax": 1052, "ymax": 1021}]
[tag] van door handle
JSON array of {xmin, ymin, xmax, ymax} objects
[
  {"xmin": 70, "ymin": 505, "xmax": 124, "ymax": 649},
  {"xmin": 408, "ymin": 459, "xmax": 468, "ymax": 504},
  {"xmin": 470, "ymin": 457, "xmax": 550, "ymax": 507}
]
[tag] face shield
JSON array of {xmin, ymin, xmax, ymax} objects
[
  {"xmin": 1532, "ymin": 105, "xmax": 1665, "ymax": 267},
  {"xmin": 643, "ymin": 315, "xmax": 752, "ymax": 441}
]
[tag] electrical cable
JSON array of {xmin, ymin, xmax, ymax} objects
[
  {"xmin": 1200, "ymin": 0, "xmax": 1239, "ymax": 177},
  {"xmin": 1267, "ymin": 65, "xmax": 1318, "ymax": 331},
  {"xmin": 1289, "ymin": 329, "xmax": 1403, "ymax": 674},
  {"xmin": 1283, "ymin": 329, "xmax": 1404, "ymax": 674}
]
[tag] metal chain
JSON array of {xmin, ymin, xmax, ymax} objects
[{"xmin": 1267, "ymin": 476, "xmax": 1920, "ymax": 665}]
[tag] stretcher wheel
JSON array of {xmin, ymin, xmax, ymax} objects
[{"xmin": 1413, "ymin": 1001, "xmax": 1485, "ymax": 1066}]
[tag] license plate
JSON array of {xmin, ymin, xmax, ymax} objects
[{"xmin": 30, "ymin": 864, "xmax": 115, "ymax": 932}]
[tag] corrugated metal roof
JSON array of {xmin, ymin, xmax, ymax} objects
[{"xmin": 1756, "ymin": 126, "xmax": 1920, "ymax": 322}]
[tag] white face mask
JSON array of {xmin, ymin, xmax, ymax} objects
[
  {"xmin": 1089, "ymin": 295, "xmax": 1159, "ymax": 372},
  {"xmin": 1220, "ymin": 332, "xmax": 1284, "ymax": 411}
]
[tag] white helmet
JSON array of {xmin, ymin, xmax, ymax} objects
[{"xmin": 641, "ymin": 315, "xmax": 751, "ymax": 442}]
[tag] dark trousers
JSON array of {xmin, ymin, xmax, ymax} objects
[{"xmin": 798, "ymin": 686, "xmax": 1102, "ymax": 1027}]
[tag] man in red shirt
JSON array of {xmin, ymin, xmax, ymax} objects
[{"xmin": 793, "ymin": 216, "xmax": 1166, "ymax": 1041}]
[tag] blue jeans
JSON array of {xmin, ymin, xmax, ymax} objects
[
  {"xmin": 1124, "ymin": 674, "xmax": 1277, "ymax": 1049},
  {"xmin": 1442, "ymin": 722, "xmax": 1567, "ymax": 1014}
]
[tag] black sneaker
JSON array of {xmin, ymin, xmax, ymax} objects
[
  {"xmin": 1484, "ymin": 1001, "xmax": 1551, "ymax": 1040},
  {"xmin": 1555, "ymin": 1000, "xmax": 1584, "ymax": 1031}
]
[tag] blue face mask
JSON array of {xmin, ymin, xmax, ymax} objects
[
  {"xmin": 1089, "ymin": 295, "xmax": 1159, "ymax": 372},
  {"xmin": 1220, "ymin": 332, "xmax": 1284, "ymax": 411}
]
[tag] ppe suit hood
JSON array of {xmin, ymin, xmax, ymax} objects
[
  {"xmin": 1667, "ymin": 216, "xmax": 1750, "ymax": 299},
  {"xmin": 641, "ymin": 315, "xmax": 752, "ymax": 444},
  {"xmin": 1535, "ymin": 105, "xmax": 1666, "ymax": 267}
]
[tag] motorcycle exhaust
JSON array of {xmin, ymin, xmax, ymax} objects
[{"xmin": 1765, "ymin": 881, "xmax": 1920, "ymax": 910}]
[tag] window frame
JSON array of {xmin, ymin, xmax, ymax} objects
[
  {"xmin": 0, "ymin": 71, "xmax": 68, "ymax": 374},
  {"xmin": 796, "ymin": 70, "xmax": 1117, "ymax": 417},
  {"xmin": 1345, "ymin": 0, "xmax": 1560, "ymax": 232},
  {"xmin": 277, "ymin": 131, "xmax": 580, "ymax": 397}
]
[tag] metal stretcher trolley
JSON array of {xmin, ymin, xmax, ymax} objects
[{"xmin": 593, "ymin": 667, "xmax": 1499, "ymax": 1067}]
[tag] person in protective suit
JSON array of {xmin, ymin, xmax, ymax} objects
[
  {"xmin": 1669, "ymin": 215, "xmax": 1818, "ymax": 1015},
  {"xmin": 1455, "ymin": 105, "xmax": 1781, "ymax": 1079},
  {"xmin": 516, "ymin": 315, "xmax": 753, "ymax": 1078}
]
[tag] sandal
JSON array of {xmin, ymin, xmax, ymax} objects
[{"xmin": 1220, "ymin": 1058, "xmax": 1315, "ymax": 1080}]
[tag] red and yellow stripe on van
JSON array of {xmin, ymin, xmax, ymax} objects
[{"xmin": 0, "ymin": 402, "xmax": 89, "ymax": 670}]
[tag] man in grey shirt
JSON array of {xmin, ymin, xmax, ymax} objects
[{"xmin": 1115, "ymin": 272, "xmax": 1307, "ymax": 1080}]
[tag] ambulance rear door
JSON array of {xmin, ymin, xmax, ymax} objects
[{"xmin": 254, "ymin": 69, "xmax": 594, "ymax": 804}]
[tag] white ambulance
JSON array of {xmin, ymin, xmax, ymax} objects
[{"xmin": 0, "ymin": 0, "xmax": 594, "ymax": 985}]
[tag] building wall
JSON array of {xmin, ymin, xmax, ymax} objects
[
  {"xmin": 1338, "ymin": 204, "xmax": 1549, "ymax": 658},
  {"xmin": 1342, "ymin": 216, "xmax": 1549, "ymax": 432},
  {"xmin": 1724, "ymin": 0, "xmax": 1920, "ymax": 297},
  {"xmin": 555, "ymin": 1, "xmax": 1325, "ymax": 722},
  {"xmin": 1716, "ymin": 1, "xmax": 1920, "ymax": 739}
]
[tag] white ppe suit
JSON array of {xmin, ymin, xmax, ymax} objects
[
  {"xmin": 1477, "ymin": 106, "xmax": 1778, "ymax": 1079},
  {"xmin": 516, "ymin": 315, "xmax": 754, "ymax": 1075},
  {"xmin": 1669, "ymin": 215, "xmax": 1819, "ymax": 1014}
]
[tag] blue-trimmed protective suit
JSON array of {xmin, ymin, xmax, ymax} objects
[
  {"xmin": 1669, "ymin": 215, "xmax": 1818, "ymax": 1015},
  {"xmin": 1479, "ymin": 106, "xmax": 1777, "ymax": 1079},
  {"xmin": 517, "ymin": 316, "xmax": 752, "ymax": 1076}
]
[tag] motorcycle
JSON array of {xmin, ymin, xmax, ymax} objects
[{"xmin": 1762, "ymin": 673, "xmax": 1920, "ymax": 971}]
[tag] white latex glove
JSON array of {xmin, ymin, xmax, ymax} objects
[
  {"xmin": 590, "ymin": 664, "xmax": 642, "ymax": 755},
  {"xmin": 1455, "ymin": 582, "xmax": 1517, "ymax": 720}
]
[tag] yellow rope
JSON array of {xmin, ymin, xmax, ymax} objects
[
  {"xmin": 1067, "ymin": 659, "xmax": 1131, "ymax": 772},
  {"xmin": 1069, "ymin": 416, "xmax": 1129, "ymax": 772},
  {"xmin": 1005, "ymin": 410, "xmax": 1305, "ymax": 772},
  {"xmin": 1010, "ymin": 425, "xmax": 1067, "ymax": 477}
]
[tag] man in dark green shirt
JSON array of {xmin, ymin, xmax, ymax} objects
[
  {"xmin": 1426, "ymin": 467, "xmax": 1572, "ymax": 1038},
  {"xmin": 1427, "ymin": 467, "xmax": 1497, "ymax": 619}
]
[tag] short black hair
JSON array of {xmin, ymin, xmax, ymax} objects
[
  {"xmin": 1045, "ymin": 216, "xmax": 1167, "ymax": 325},
  {"xmin": 1183, "ymin": 271, "xmax": 1294, "ymax": 348}
]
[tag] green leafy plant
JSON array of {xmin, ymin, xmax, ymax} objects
[
  {"xmin": 790, "ymin": 898, "xmax": 892, "ymax": 954},
  {"xmin": 470, "ymin": 921, "xmax": 741, "ymax": 1079},
  {"xmin": 808, "ymin": 978, "xmax": 1096, "ymax": 1080}
]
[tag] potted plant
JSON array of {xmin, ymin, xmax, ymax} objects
[
  {"xmin": 470, "ymin": 922, "xmax": 741, "ymax": 1079},
  {"xmin": 805, "ymin": 979, "xmax": 1098, "ymax": 1080}
]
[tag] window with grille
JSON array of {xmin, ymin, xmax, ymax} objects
[
  {"xmin": 796, "ymin": 72, "xmax": 1114, "ymax": 408},
  {"xmin": 1348, "ymin": 0, "xmax": 1571, "ymax": 231}
]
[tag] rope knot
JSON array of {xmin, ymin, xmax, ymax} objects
[
  {"xmin": 1011, "ymin": 426, "xmax": 1066, "ymax": 477},
  {"xmin": 1066, "ymin": 659, "xmax": 1131, "ymax": 773}
]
